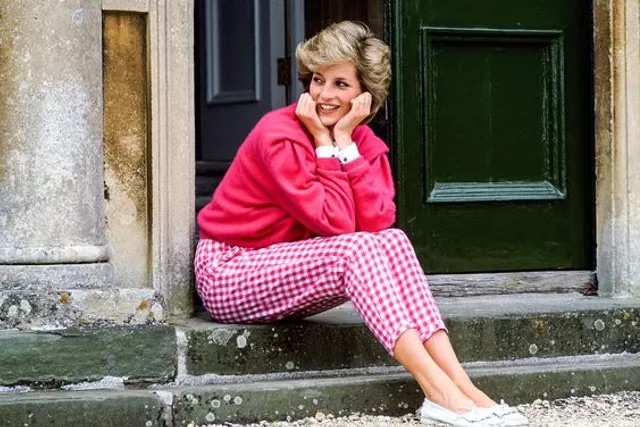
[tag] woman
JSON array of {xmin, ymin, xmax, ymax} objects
[{"xmin": 195, "ymin": 21, "xmax": 528, "ymax": 427}]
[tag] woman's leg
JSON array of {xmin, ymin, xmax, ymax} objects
[
  {"xmin": 371, "ymin": 229, "xmax": 446, "ymax": 343},
  {"xmin": 333, "ymin": 233, "xmax": 482, "ymax": 414},
  {"xmin": 372, "ymin": 228, "xmax": 496, "ymax": 407},
  {"xmin": 196, "ymin": 233, "xmax": 423, "ymax": 349},
  {"xmin": 194, "ymin": 238, "xmax": 350, "ymax": 323},
  {"xmin": 424, "ymin": 331, "xmax": 496, "ymax": 408},
  {"xmin": 394, "ymin": 329, "xmax": 476, "ymax": 414},
  {"xmin": 195, "ymin": 234, "xmax": 475, "ymax": 413}
]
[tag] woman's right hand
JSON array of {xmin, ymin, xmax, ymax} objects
[{"xmin": 295, "ymin": 93, "xmax": 333, "ymax": 148}]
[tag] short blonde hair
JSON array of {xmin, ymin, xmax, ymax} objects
[{"xmin": 296, "ymin": 21, "xmax": 391, "ymax": 124}]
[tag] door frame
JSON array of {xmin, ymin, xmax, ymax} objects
[
  {"xmin": 127, "ymin": 0, "xmax": 640, "ymax": 315},
  {"xmin": 591, "ymin": 0, "xmax": 640, "ymax": 297}
]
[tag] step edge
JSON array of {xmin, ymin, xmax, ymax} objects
[{"xmin": 170, "ymin": 352, "xmax": 640, "ymax": 391}]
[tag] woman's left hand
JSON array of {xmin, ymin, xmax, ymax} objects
[{"xmin": 332, "ymin": 92, "xmax": 372, "ymax": 149}]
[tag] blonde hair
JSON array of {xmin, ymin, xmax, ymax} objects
[{"xmin": 296, "ymin": 21, "xmax": 391, "ymax": 124}]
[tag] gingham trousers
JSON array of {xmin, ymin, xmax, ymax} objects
[{"xmin": 194, "ymin": 228, "xmax": 446, "ymax": 355}]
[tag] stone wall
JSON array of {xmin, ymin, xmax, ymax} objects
[{"xmin": 0, "ymin": 0, "xmax": 194, "ymax": 328}]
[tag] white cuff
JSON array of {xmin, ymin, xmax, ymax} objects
[
  {"xmin": 338, "ymin": 143, "xmax": 361, "ymax": 164},
  {"xmin": 315, "ymin": 145, "xmax": 339, "ymax": 159}
]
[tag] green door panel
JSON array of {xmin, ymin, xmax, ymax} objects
[{"xmin": 392, "ymin": 1, "xmax": 593, "ymax": 273}]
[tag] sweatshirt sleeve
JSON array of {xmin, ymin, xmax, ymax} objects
[
  {"xmin": 341, "ymin": 153, "xmax": 396, "ymax": 232},
  {"xmin": 261, "ymin": 139, "xmax": 357, "ymax": 236}
]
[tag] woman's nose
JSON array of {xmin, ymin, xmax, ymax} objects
[{"xmin": 318, "ymin": 85, "xmax": 335, "ymax": 101}]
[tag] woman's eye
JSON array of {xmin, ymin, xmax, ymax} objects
[
  {"xmin": 336, "ymin": 81, "xmax": 348, "ymax": 88},
  {"xmin": 312, "ymin": 77, "xmax": 323, "ymax": 84}
]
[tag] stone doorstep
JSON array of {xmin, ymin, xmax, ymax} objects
[
  {"xmin": 0, "ymin": 294, "xmax": 639, "ymax": 387},
  {"xmin": 0, "ymin": 353, "xmax": 638, "ymax": 426},
  {"xmin": 183, "ymin": 293, "xmax": 640, "ymax": 376}
]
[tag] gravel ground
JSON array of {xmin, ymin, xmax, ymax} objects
[{"xmin": 198, "ymin": 391, "xmax": 640, "ymax": 427}]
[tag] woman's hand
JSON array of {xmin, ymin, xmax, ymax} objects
[
  {"xmin": 295, "ymin": 93, "xmax": 333, "ymax": 148},
  {"xmin": 333, "ymin": 92, "xmax": 372, "ymax": 149}
]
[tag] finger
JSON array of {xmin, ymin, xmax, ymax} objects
[
  {"xmin": 305, "ymin": 99, "xmax": 318, "ymax": 119},
  {"xmin": 350, "ymin": 98, "xmax": 363, "ymax": 113},
  {"xmin": 363, "ymin": 92, "xmax": 372, "ymax": 107},
  {"xmin": 305, "ymin": 95, "xmax": 318, "ymax": 115},
  {"xmin": 356, "ymin": 93, "xmax": 371, "ymax": 108},
  {"xmin": 298, "ymin": 94, "xmax": 315, "ymax": 117},
  {"xmin": 296, "ymin": 93, "xmax": 309, "ymax": 113},
  {"xmin": 352, "ymin": 97, "xmax": 368, "ymax": 113},
  {"xmin": 358, "ymin": 93, "xmax": 372, "ymax": 112},
  {"xmin": 299, "ymin": 93, "xmax": 309, "ymax": 107},
  {"xmin": 298, "ymin": 92, "xmax": 310, "ymax": 106},
  {"xmin": 355, "ymin": 94, "xmax": 370, "ymax": 108}
]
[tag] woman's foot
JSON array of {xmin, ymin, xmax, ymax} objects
[
  {"xmin": 489, "ymin": 401, "xmax": 529, "ymax": 426},
  {"xmin": 425, "ymin": 385, "xmax": 478, "ymax": 414},
  {"xmin": 449, "ymin": 379, "xmax": 527, "ymax": 426},
  {"xmin": 456, "ymin": 381, "xmax": 497, "ymax": 408},
  {"xmin": 418, "ymin": 399, "xmax": 505, "ymax": 426}
]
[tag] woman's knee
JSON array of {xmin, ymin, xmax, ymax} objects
[
  {"xmin": 376, "ymin": 228, "xmax": 411, "ymax": 245},
  {"xmin": 338, "ymin": 232, "xmax": 383, "ymax": 258}
]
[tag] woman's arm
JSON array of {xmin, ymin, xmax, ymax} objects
[
  {"xmin": 261, "ymin": 138, "xmax": 357, "ymax": 236},
  {"xmin": 342, "ymin": 153, "xmax": 396, "ymax": 232}
]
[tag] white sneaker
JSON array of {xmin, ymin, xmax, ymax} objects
[
  {"xmin": 418, "ymin": 399, "xmax": 505, "ymax": 426},
  {"xmin": 490, "ymin": 401, "xmax": 529, "ymax": 426}
]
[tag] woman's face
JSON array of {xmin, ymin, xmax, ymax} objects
[{"xmin": 309, "ymin": 62, "xmax": 363, "ymax": 128}]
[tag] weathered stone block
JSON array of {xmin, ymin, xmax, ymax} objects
[
  {"xmin": 447, "ymin": 308, "xmax": 640, "ymax": 361},
  {"xmin": 0, "ymin": 390, "xmax": 165, "ymax": 427},
  {"xmin": 185, "ymin": 320, "xmax": 393, "ymax": 376},
  {"xmin": 0, "ymin": 325, "xmax": 176, "ymax": 387},
  {"xmin": 173, "ymin": 374, "xmax": 420, "ymax": 425},
  {"xmin": 0, "ymin": 288, "xmax": 164, "ymax": 330},
  {"xmin": 0, "ymin": 289, "xmax": 81, "ymax": 330},
  {"xmin": 472, "ymin": 354, "xmax": 640, "ymax": 404}
]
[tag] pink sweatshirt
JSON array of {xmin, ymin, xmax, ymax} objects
[{"xmin": 197, "ymin": 103, "xmax": 396, "ymax": 248}]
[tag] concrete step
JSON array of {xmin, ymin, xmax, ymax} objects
[
  {"xmin": 181, "ymin": 294, "xmax": 640, "ymax": 376},
  {"xmin": 171, "ymin": 353, "xmax": 640, "ymax": 425},
  {"xmin": 0, "ymin": 325, "xmax": 176, "ymax": 388},
  {"xmin": 2, "ymin": 294, "xmax": 638, "ymax": 388},
  {"xmin": 1, "ymin": 353, "xmax": 638, "ymax": 426},
  {"xmin": 0, "ymin": 390, "xmax": 167, "ymax": 427}
]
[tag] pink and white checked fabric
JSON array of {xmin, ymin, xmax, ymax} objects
[{"xmin": 194, "ymin": 228, "xmax": 446, "ymax": 355}]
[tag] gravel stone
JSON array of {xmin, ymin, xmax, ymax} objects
[{"xmin": 198, "ymin": 391, "xmax": 640, "ymax": 426}]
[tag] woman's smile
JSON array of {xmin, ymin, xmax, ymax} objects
[{"xmin": 318, "ymin": 104, "xmax": 340, "ymax": 111}]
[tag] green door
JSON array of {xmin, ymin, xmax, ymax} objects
[{"xmin": 392, "ymin": 1, "xmax": 593, "ymax": 273}]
